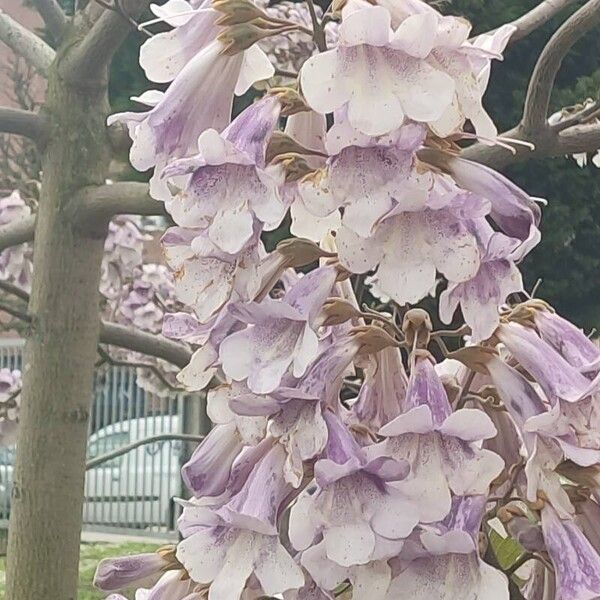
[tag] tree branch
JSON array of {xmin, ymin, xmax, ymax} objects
[
  {"xmin": 86, "ymin": 433, "xmax": 205, "ymax": 470},
  {"xmin": 522, "ymin": 0, "xmax": 600, "ymax": 133},
  {"xmin": 32, "ymin": 0, "xmax": 68, "ymax": 41},
  {"xmin": 0, "ymin": 281, "xmax": 192, "ymax": 370},
  {"xmin": 0, "ymin": 107, "xmax": 48, "ymax": 142},
  {"xmin": 99, "ymin": 322, "xmax": 192, "ymax": 368},
  {"xmin": 462, "ymin": 0, "xmax": 600, "ymax": 169},
  {"xmin": 506, "ymin": 0, "xmax": 580, "ymax": 44},
  {"xmin": 62, "ymin": 0, "xmax": 150, "ymax": 82},
  {"xmin": 0, "ymin": 215, "xmax": 36, "ymax": 253},
  {"xmin": 74, "ymin": 182, "xmax": 167, "ymax": 228},
  {"xmin": 0, "ymin": 9, "xmax": 55, "ymax": 75}
]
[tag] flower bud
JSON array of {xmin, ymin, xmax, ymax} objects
[
  {"xmin": 319, "ymin": 298, "xmax": 361, "ymax": 327},
  {"xmin": 351, "ymin": 325, "xmax": 399, "ymax": 356},
  {"xmin": 402, "ymin": 308, "xmax": 432, "ymax": 349},
  {"xmin": 212, "ymin": 0, "xmax": 269, "ymax": 26},
  {"xmin": 94, "ymin": 550, "xmax": 175, "ymax": 592},
  {"xmin": 275, "ymin": 237, "xmax": 336, "ymax": 268}
]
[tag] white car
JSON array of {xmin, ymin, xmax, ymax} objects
[
  {"xmin": 0, "ymin": 415, "xmax": 185, "ymax": 530},
  {"xmin": 83, "ymin": 415, "xmax": 185, "ymax": 531}
]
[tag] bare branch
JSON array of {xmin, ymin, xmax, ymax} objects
[
  {"xmin": 32, "ymin": 0, "xmax": 68, "ymax": 41},
  {"xmin": 97, "ymin": 346, "xmax": 186, "ymax": 391},
  {"xmin": 0, "ymin": 300, "xmax": 30, "ymax": 324},
  {"xmin": 0, "ymin": 280, "xmax": 30, "ymax": 302},
  {"xmin": 555, "ymin": 121, "xmax": 600, "ymax": 154},
  {"xmin": 0, "ymin": 284, "xmax": 192, "ymax": 371},
  {"xmin": 462, "ymin": 0, "xmax": 600, "ymax": 168},
  {"xmin": 522, "ymin": 0, "xmax": 600, "ymax": 133},
  {"xmin": 74, "ymin": 182, "xmax": 167, "ymax": 228},
  {"xmin": 86, "ymin": 433, "xmax": 205, "ymax": 470},
  {"xmin": 0, "ymin": 215, "xmax": 36, "ymax": 253},
  {"xmin": 62, "ymin": 0, "xmax": 150, "ymax": 82},
  {"xmin": 0, "ymin": 9, "xmax": 55, "ymax": 75},
  {"xmin": 506, "ymin": 0, "xmax": 580, "ymax": 44},
  {"xmin": 0, "ymin": 107, "xmax": 47, "ymax": 142},
  {"xmin": 99, "ymin": 322, "xmax": 193, "ymax": 368}
]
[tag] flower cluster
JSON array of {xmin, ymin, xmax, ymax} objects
[
  {"xmin": 0, "ymin": 368, "xmax": 22, "ymax": 446},
  {"xmin": 0, "ymin": 191, "xmax": 186, "ymax": 396},
  {"xmin": 0, "ymin": 191, "xmax": 33, "ymax": 292},
  {"xmin": 96, "ymin": 0, "xmax": 600, "ymax": 598}
]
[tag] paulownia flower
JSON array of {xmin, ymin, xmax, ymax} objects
[
  {"xmin": 300, "ymin": 3, "xmax": 455, "ymax": 136},
  {"xmin": 163, "ymin": 95, "xmax": 285, "ymax": 255},
  {"xmin": 108, "ymin": 40, "xmax": 274, "ymax": 200},
  {"xmin": 379, "ymin": 352, "xmax": 504, "ymax": 523},
  {"xmin": 541, "ymin": 503, "xmax": 600, "ymax": 600},
  {"xmin": 289, "ymin": 411, "xmax": 414, "ymax": 575},
  {"xmin": 386, "ymin": 496, "xmax": 509, "ymax": 600},
  {"xmin": 219, "ymin": 265, "xmax": 338, "ymax": 393}
]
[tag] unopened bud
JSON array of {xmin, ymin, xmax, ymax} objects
[
  {"xmin": 352, "ymin": 325, "xmax": 399, "ymax": 355},
  {"xmin": 218, "ymin": 19, "xmax": 292, "ymax": 54},
  {"xmin": 266, "ymin": 131, "xmax": 328, "ymax": 165},
  {"xmin": 402, "ymin": 308, "xmax": 432, "ymax": 349},
  {"xmin": 269, "ymin": 87, "xmax": 310, "ymax": 116},
  {"xmin": 320, "ymin": 298, "xmax": 361, "ymax": 327},
  {"xmin": 448, "ymin": 345, "xmax": 498, "ymax": 374},
  {"xmin": 212, "ymin": 0, "xmax": 269, "ymax": 26},
  {"xmin": 276, "ymin": 237, "xmax": 336, "ymax": 268}
]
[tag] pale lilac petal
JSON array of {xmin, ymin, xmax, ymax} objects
[{"xmin": 300, "ymin": 50, "xmax": 348, "ymax": 115}]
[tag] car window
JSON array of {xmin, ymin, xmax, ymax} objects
[{"xmin": 87, "ymin": 431, "xmax": 130, "ymax": 468}]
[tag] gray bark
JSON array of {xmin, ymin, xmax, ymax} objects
[{"xmin": 5, "ymin": 23, "xmax": 112, "ymax": 600}]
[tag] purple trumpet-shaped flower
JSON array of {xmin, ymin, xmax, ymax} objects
[
  {"xmin": 300, "ymin": 4, "xmax": 456, "ymax": 137},
  {"xmin": 493, "ymin": 322, "xmax": 600, "ymax": 469},
  {"xmin": 108, "ymin": 40, "xmax": 274, "ymax": 201},
  {"xmin": 162, "ymin": 226, "xmax": 264, "ymax": 323},
  {"xmin": 289, "ymin": 411, "xmax": 413, "ymax": 578},
  {"xmin": 112, "ymin": 568, "xmax": 197, "ymax": 599},
  {"xmin": 483, "ymin": 354, "xmax": 576, "ymax": 517},
  {"xmin": 139, "ymin": 0, "xmax": 219, "ymax": 84},
  {"xmin": 299, "ymin": 122, "xmax": 432, "ymax": 239},
  {"xmin": 541, "ymin": 503, "xmax": 600, "ymax": 600},
  {"xmin": 440, "ymin": 221, "xmax": 524, "ymax": 342},
  {"xmin": 182, "ymin": 422, "xmax": 246, "ymax": 498},
  {"xmin": 336, "ymin": 181, "xmax": 486, "ymax": 305},
  {"xmin": 386, "ymin": 496, "xmax": 509, "ymax": 600},
  {"xmin": 379, "ymin": 352, "xmax": 504, "ymax": 523},
  {"xmin": 284, "ymin": 111, "xmax": 342, "ymax": 243},
  {"xmin": 176, "ymin": 443, "xmax": 304, "ymax": 600},
  {"xmin": 430, "ymin": 153, "xmax": 542, "ymax": 257},
  {"xmin": 215, "ymin": 440, "xmax": 296, "ymax": 535},
  {"xmin": 219, "ymin": 265, "xmax": 338, "ymax": 393},
  {"xmin": 300, "ymin": 0, "xmax": 511, "ymax": 138},
  {"xmin": 531, "ymin": 305, "xmax": 600, "ymax": 375},
  {"xmin": 496, "ymin": 321, "xmax": 598, "ymax": 404},
  {"xmin": 94, "ymin": 550, "xmax": 172, "ymax": 592},
  {"xmin": 349, "ymin": 345, "xmax": 409, "ymax": 434},
  {"xmin": 162, "ymin": 95, "xmax": 285, "ymax": 255}
]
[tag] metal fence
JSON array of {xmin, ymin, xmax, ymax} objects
[{"xmin": 0, "ymin": 339, "xmax": 199, "ymax": 540}]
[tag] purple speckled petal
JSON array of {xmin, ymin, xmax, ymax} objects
[{"xmin": 541, "ymin": 504, "xmax": 600, "ymax": 600}]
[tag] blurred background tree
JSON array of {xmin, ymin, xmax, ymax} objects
[{"xmin": 66, "ymin": 0, "xmax": 599, "ymax": 329}]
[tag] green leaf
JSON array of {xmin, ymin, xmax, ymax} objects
[{"xmin": 488, "ymin": 528, "xmax": 526, "ymax": 570}]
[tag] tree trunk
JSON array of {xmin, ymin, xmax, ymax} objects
[{"xmin": 5, "ymin": 35, "xmax": 111, "ymax": 599}]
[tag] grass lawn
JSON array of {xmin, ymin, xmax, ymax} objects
[{"xmin": 0, "ymin": 539, "xmax": 159, "ymax": 599}]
